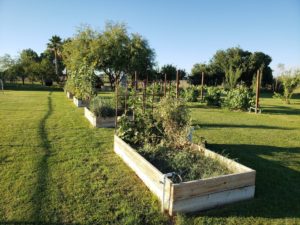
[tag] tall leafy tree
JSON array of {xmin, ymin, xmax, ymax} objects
[
  {"xmin": 19, "ymin": 49, "xmax": 39, "ymax": 84},
  {"xmin": 95, "ymin": 22, "xmax": 130, "ymax": 88},
  {"xmin": 62, "ymin": 26, "xmax": 99, "ymax": 100},
  {"xmin": 47, "ymin": 35, "xmax": 63, "ymax": 81},
  {"xmin": 127, "ymin": 33, "xmax": 155, "ymax": 80}
]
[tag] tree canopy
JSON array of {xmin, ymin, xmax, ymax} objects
[{"xmin": 189, "ymin": 47, "xmax": 273, "ymax": 87}]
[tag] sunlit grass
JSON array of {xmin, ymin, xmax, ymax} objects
[{"xmin": 0, "ymin": 86, "xmax": 299, "ymax": 225}]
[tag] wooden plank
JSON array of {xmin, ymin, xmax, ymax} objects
[
  {"xmin": 114, "ymin": 136, "xmax": 173, "ymax": 205},
  {"xmin": 172, "ymin": 171, "xmax": 255, "ymax": 200},
  {"xmin": 84, "ymin": 107, "xmax": 115, "ymax": 128},
  {"xmin": 191, "ymin": 144, "xmax": 254, "ymax": 173},
  {"xmin": 170, "ymin": 185, "xmax": 255, "ymax": 215}
]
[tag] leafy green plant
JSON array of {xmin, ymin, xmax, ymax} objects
[
  {"xmin": 183, "ymin": 86, "xmax": 199, "ymax": 102},
  {"xmin": 204, "ymin": 86, "xmax": 223, "ymax": 107},
  {"xmin": 64, "ymin": 78, "xmax": 76, "ymax": 94},
  {"xmin": 223, "ymin": 85, "xmax": 255, "ymax": 111},
  {"xmin": 89, "ymin": 96, "xmax": 115, "ymax": 118},
  {"xmin": 273, "ymin": 70, "xmax": 300, "ymax": 104}
]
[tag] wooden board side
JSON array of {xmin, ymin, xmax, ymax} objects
[
  {"xmin": 191, "ymin": 144, "xmax": 254, "ymax": 173},
  {"xmin": 170, "ymin": 185, "xmax": 255, "ymax": 215},
  {"xmin": 172, "ymin": 171, "xmax": 255, "ymax": 200},
  {"xmin": 114, "ymin": 135, "xmax": 173, "ymax": 207}
]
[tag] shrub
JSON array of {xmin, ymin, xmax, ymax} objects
[
  {"xmin": 89, "ymin": 96, "xmax": 115, "ymax": 118},
  {"xmin": 183, "ymin": 86, "xmax": 199, "ymax": 102},
  {"xmin": 223, "ymin": 85, "xmax": 255, "ymax": 111},
  {"xmin": 205, "ymin": 86, "xmax": 222, "ymax": 107},
  {"xmin": 117, "ymin": 97, "xmax": 190, "ymax": 148},
  {"xmin": 273, "ymin": 70, "xmax": 300, "ymax": 104},
  {"xmin": 64, "ymin": 78, "xmax": 76, "ymax": 94}
]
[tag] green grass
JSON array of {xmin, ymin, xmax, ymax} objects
[
  {"xmin": 0, "ymin": 88, "xmax": 167, "ymax": 225},
  {"xmin": 0, "ymin": 86, "xmax": 300, "ymax": 225}
]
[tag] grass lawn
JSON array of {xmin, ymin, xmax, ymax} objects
[{"xmin": 0, "ymin": 86, "xmax": 299, "ymax": 225}]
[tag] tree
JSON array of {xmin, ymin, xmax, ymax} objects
[
  {"xmin": 0, "ymin": 54, "xmax": 15, "ymax": 83},
  {"xmin": 209, "ymin": 47, "xmax": 273, "ymax": 87},
  {"xmin": 189, "ymin": 63, "xmax": 210, "ymax": 85},
  {"xmin": 127, "ymin": 33, "xmax": 155, "ymax": 80},
  {"xmin": 62, "ymin": 26, "xmax": 99, "ymax": 100},
  {"xmin": 19, "ymin": 49, "xmax": 39, "ymax": 84},
  {"xmin": 161, "ymin": 64, "xmax": 177, "ymax": 80},
  {"xmin": 47, "ymin": 35, "xmax": 63, "ymax": 81},
  {"xmin": 95, "ymin": 22, "xmax": 130, "ymax": 88},
  {"xmin": 275, "ymin": 69, "xmax": 300, "ymax": 104}
]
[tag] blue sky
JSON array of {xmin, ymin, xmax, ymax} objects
[{"xmin": 0, "ymin": 0, "xmax": 299, "ymax": 75}]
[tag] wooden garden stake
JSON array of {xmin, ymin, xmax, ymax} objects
[
  {"xmin": 143, "ymin": 80, "xmax": 146, "ymax": 113},
  {"xmin": 115, "ymin": 79, "xmax": 118, "ymax": 130},
  {"xmin": 176, "ymin": 70, "xmax": 179, "ymax": 99},
  {"xmin": 164, "ymin": 73, "xmax": 167, "ymax": 97},
  {"xmin": 201, "ymin": 71, "xmax": 204, "ymax": 101},
  {"xmin": 255, "ymin": 69, "xmax": 260, "ymax": 113},
  {"xmin": 124, "ymin": 81, "xmax": 128, "ymax": 114},
  {"xmin": 135, "ymin": 71, "xmax": 138, "ymax": 90},
  {"xmin": 152, "ymin": 82, "xmax": 155, "ymax": 113}
]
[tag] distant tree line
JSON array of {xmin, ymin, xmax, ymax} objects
[
  {"xmin": 188, "ymin": 47, "xmax": 273, "ymax": 87},
  {"xmin": 0, "ymin": 23, "xmax": 273, "ymax": 90},
  {"xmin": 0, "ymin": 36, "xmax": 65, "ymax": 85}
]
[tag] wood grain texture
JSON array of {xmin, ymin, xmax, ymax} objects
[
  {"xmin": 170, "ymin": 185, "xmax": 255, "ymax": 215},
  {"xmin": 114, "ymin": 136, "xmax": 256, "ymax": 215},
  {"xmin": 84, "ymin": 107, "xmax": 114, "ymax": 128}
]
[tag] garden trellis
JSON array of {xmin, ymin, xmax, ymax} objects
[{"xmin": 114, "ymin": 71, "xmax": 181, "ymax": 130}]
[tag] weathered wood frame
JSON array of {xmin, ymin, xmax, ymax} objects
[
  {"xmin": 84, "ymin": 107, "xmax": 115, "ymax": 128},
  {"xmin": 114, "ymin": 135, "xmax": 256, "ymax": 215},
  {"xmin": 73, "ymin": 96, "xmax": 85, "ymax": 107},
  {"xmin": 66, "ymin": 91, "xmax": 73, "ymax": 99}
]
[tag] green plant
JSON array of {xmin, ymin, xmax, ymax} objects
[
  {"xmin": 64, "ymin": 78, "xmax": 76, "ymax": 94},
  {"xmin": 89, "ymin": 96, "xmax": 115, "ymax": 118},
  {"xmin": 223, "ymin": 85, "xmax": 255, "ymax": 111},
  {"xmin": 183, "ymin": 86, "xmax": 199, "ymax": 102},
  {"xmin": 273, "ymin": 70, "xmax": 300, "ymax": 104},
  {"xmin": 205, "ymin": 86, "xmax": 223, "ymax": 107}
]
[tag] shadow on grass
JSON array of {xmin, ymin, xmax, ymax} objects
[
  {"xmin": 262, "ymin": 105, "xmax": 300, "ymax": 115},
  {"xmin": 187, "ymin": 143, "xmax": 300, "ymax": 219},
  {"xmin": 192, "ymin": 123, "xmax": 293, "ymax": 130},
  {"xmin": 3, "ymin": 83, "xmax": 63, "ymax": 92},
  {"xmin": 32, "ymin": 92, "xmax": 53, "ymax": 222}
]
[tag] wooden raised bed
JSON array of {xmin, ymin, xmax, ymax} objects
[
  {"xmin": 66, "ymin": 91, "xmax": 73, "ymax": 99},
  {"xmin": 73, "ymin": 96, "xmax": 86, "ymax": 107},
  {"xmin": 84, "ymin": 107, "xmax": 115, "ymax": 128},
  {"xmin": 114, "ymin": 135, "xmax": 256, "ymax": 215}
]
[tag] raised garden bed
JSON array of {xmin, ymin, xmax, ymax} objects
[
  {"xmin": 73, "ymin": 96, "xmax": 87, "ymax": 107},
  {"xmin": 84, "ymin": 107, "xmax": 115, "ymax": 128},
  {"xmin": 66, "ymin": 91, "xmax": 73, "ymax": 99},
  {"xmin": 114, "ymin": 135, "xmax": 256, "ymax": 215}
]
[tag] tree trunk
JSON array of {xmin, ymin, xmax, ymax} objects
[{"xmin": 22, "ymin": 76, "xmax": 25, "ymax": 85}]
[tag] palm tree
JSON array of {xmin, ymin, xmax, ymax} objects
[{"xmin": 47, "ymin": 35, "xmax": 62, "ymax": 79}]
